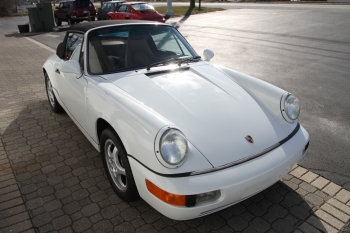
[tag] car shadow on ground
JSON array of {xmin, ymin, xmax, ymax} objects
[{"xmin": 2, "ymin": 100, "xmax": 328, "ymax": 232}]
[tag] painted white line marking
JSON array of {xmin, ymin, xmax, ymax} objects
[{"xmin": 25, "ymin": 36, "xmax": 55, "ymax": 53}]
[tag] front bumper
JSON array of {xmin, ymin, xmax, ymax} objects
[{"xmin": 129, "ymin": 125, "xmax": 309, "ymax": 220}]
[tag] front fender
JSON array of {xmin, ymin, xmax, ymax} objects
[
  {"xmin": 215, "ymin": 65, "xmax": 298, "ymax": 133},
  {"xmin": 43, "ymin": 54, "xmax": 61, "ymax": 90},
  {"xmin": 86, "ymin": 76, "xmax": 213, "ymax": 175}
]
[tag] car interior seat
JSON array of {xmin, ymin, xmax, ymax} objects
[{"xmin": 125, "ymin": 30, "xmax": 155, "ymax": 68}]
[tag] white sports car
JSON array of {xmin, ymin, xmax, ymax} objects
[{"xmin": 43, "ymin": 21, "xmax": 309, "ymax": 220}]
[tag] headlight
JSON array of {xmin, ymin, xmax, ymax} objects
[
  {"xmin": 158, "ymin": 129, "xmax": 188, "ymax": 168},
  {"xmin": 281, "ymin": 93, "xmax": 300, "ymax": 122}
]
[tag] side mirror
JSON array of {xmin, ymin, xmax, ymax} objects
[
  {"xmin": 60, "ymin": 60, "xmax": 82, "ymax": 77},
  {"xmin": 56, "ymin": 42, "xmax": 65, "ymax": 59},
  {"xmin": 203, "ymin": 49, "xmax": 214, "ymax": 62}
]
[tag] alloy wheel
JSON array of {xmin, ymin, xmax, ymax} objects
[
  {"xmin": 105, "ymin": 139, "xmax": 127, "ymax": 191},
  {"xmin": 46, "ymin": 78, "xmax": 55, "ymax": 107}
]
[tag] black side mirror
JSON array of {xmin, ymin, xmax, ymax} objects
[{"xmin": 56, "ymin": 42, "xmax": 65, "ymax": 60}]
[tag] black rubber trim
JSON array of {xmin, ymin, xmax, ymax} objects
[
  {"xmin": 186, "ymin": 195, "xmax": 197, "ymax": 207},
  {"xmin": 144, "ymin": 67, "xmax": 190, "ymax": 76},
  {"xmin": 127, "ymin": 123, "xmax": 300, "ymax": 178},
  {"xmin": 128, "ymin": 155, "xmax": 192, "ymax": 177}
]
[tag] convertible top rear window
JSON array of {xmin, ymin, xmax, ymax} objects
[{"xmin": 87, "ymin": 25, "xmax": 197, "ymax": 75}]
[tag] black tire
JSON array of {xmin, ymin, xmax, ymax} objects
[
  {"xmin": 54, "ymin": 15, "xmax": 62, "ymax": 26},
  {"xmin": 91, "ymin": 16, "xmax": 95, "ymax": 21},
  {"xmin": 97, "ymin": 15, "xmax": 101, "ymax": 20},
  {"xmin": 67, "ymin": 16, "xmax": 74, "ymax": 25},
  {"xmin": 100, "ymin": 128, "xmax": 139, "ymax": 202},
  {"xmin": 45, "ymin": 72, "xmax": 63, "ymax": 113},
  {"xmin": 108, "ymin": 17, "xmax": 112, "ymax": 20}
]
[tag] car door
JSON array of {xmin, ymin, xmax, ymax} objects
[
  {"xmin": 100, "ymin": 3, "xmax": 109, "ymax": 19},
  {"xmin": 124, "ymin": 6, "xmax": 132, "ymax": 19},
  {"xmin": 56, "ymin": 32, "xmax": 89, "ymax": 131},
  {"xmin": 117, "ymin": 5, "xmax": 127, "ymax": 19}
]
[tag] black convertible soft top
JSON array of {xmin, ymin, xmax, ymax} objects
[{"xmin": 69, "ymin": 20, "xmax": 164, "ymax": 33}]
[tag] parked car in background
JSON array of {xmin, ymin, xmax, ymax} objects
[
  {"xmin": 54, "ymin": 0, "xmax": 96, "ymax": 26},
  {"xmin": 97, "ymin": 0, "xmax": 125, "ymax": 20},
  {"xmin": 107, "ymin": 2, "xmax": 165, "ymax": 23}
]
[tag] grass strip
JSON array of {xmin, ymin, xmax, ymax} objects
[{"xmin": 154, "ymin": 6, "xmax": 225, "ymax": 17}]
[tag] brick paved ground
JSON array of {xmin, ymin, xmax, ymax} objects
[{"xmin": 0, "ymin": 33, "xmax": 349, "ymax": 233}]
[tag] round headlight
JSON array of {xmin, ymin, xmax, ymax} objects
[
  {"xmin": 283, "ymin": 94, "xmax": 300, "ymax": 122},
  {"xmin": 159, "ymin": 129, "xmax": 188, "ymax": 166}
]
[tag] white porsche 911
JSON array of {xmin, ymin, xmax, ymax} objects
[{"xmin": 43, "ymin": 21, "xmax": 309, "ymax": 220}]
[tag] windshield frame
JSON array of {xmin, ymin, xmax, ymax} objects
[{"xmin": 85, "ymin": 24, "xmax": 198, "ymax": 75}]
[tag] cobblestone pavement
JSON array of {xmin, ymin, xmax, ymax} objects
[{"xmin": 0, "ymin": 33, "xmax": 349, "ymax": 233}]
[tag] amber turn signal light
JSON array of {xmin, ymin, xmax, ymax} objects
[{"xmin": 146, "ymin": 180, "xmax": 186, "ymax": 206}]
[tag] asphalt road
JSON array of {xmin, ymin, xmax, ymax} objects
[{"xmin": 1, "ymin": 3, "xmax": 349, "ymax": 189}]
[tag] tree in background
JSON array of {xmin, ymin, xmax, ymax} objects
[
  {"xmin": 190, "ymin": 0, "xmax": 195, "ymax": 7},
  {"xmin": 0, "ymin": 0, "xmax": 15, "ymax": 16}
]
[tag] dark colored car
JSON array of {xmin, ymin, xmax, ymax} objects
[
  {"xmin": 97, "ymin": 0, "xmax": 125, "ymax": 20},
  {"xmin": 54, "ymin": 0, "xmax": 96, "ymax": 26},
  {"xmin": 107, "ymin": 2, "xmax": 165, "ymax": 23}
]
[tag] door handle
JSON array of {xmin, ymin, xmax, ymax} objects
[{"xmin": 55, "ymin": 68, "xmax": 60, "ymax": 74}]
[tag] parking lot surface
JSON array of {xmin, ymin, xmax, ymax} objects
[{"xmin": 1, "ymin": 5, "xmax": 350, "ymax": 233}]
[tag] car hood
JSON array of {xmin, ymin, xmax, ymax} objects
[{"xmin": 106, "ymin": 64, "xmax": 288, "ymax": 167}]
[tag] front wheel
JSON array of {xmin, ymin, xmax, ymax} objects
[
  {"xmin": 91, "ymin": 15, "xmax": 95, "ymax": 21},
  {"xmin": 45, "ymin": 73, "xmax": 63, "ymax": 113},
  {"xmin": 108, "ymin": 17, "xmax": 112, "ymax": 20},
  {"xmin": 100, "ymin": 128, "xmax": 139, "ymax": 202},
  {"xmin": 54, "ymin": 15, "xmax": 62, "ymax": 26},
  {"xmin": 67, "ymin": 16, "xmax": 74, "ymax": 25}
]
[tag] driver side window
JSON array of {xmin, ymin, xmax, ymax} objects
[
  {"xmin": 65, "ymin": 32, "xmax": 83, "ymax": 60},
  {"xmin": 118, "ymin": 5, "xmax": 126, "ymax": 12}
]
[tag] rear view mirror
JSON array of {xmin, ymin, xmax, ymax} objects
[
  {"xmin": 203, "ymin": 49, "xmax": 214, "ymax": 62},
  {"xmin": 56, "ymin": 42, "xmax": 65, "ymax": 60}
]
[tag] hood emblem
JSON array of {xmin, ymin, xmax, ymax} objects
[{"xmin": 245, "ymin": 135, "xmax": 254, "ymax": 143}]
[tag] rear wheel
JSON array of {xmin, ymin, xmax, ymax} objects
[
  {"xmin": 100, "ymin": 128, "xmax": 139, "ymax": 202},
  {"xmin": 54, "ymin": 15, "xmax": 62, "ymax": 26}
]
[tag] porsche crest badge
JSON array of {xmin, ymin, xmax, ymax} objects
[{"xmin": 245, "ymin": 135, "xmax": 254, "ymax": 143}]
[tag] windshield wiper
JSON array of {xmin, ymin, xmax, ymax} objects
[
  {"xmin": 146, "ymin": 58, "xmax": 181, "ymax": 71},
  {"xmin": 177, "ymin": 56, "xmax": 201, "ymax": 66},
  {"xmin": 146, "ymin": 56, "xmax": 201, "ymax": 71}
]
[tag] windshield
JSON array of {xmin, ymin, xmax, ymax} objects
[
  {"xmin": 87, "ymin": 25, "xmax": 198, "ymax": 74},
  {"xmin": 74, "ymin": 0, "xmax": 93, "ymax": 8}
]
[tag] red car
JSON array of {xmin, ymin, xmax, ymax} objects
[{"xmin": 107, "ymin": 2, "xmax": 165, "ymax": 23}]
